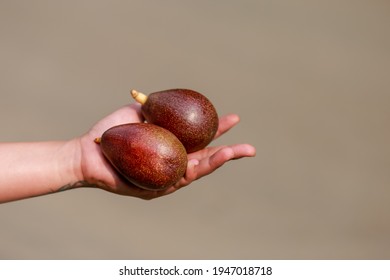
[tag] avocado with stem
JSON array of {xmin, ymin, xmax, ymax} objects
[
  {"xmin": 131, "ymin": 89, "xmax": 219, "ymax": 153},
  {"xmin": 95, "ymin": 123, "xmax": 187, "ymax": 191}
]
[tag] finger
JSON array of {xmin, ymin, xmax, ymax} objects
[
  {"xmin": 195, "ymin": 144, "xmax": 256, "ymax": 178},
  {"xmin": 188, "ymin": 145, "xmax": 228, "ymax": 161},
  {"xmin": 213, "ymin": 114, "xmax": 240, "ymax": 139},
  {"xmin": 188, "ymin": 142, "xmax": 256, "ymax": 162},
  {"xmin": 184, "ymin": 159, "xmax": 200, "ymax": 182},
  {"xmin": 172, "ymin": 159, "xmax": 200, "ymax": 189}
]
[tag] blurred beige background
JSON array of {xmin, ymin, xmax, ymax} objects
[{"xmin": 1, "ymin": 0, "xmax": 390, "ymax": 259}]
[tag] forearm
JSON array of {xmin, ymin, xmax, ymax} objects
[{"xmin": 0, "ymin": 139, "xmax": 82, "ymax": 203}]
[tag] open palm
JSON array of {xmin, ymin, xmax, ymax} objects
[{"xmin": 79, "ymin": 103, "xmax": 256, "ymax": 200}]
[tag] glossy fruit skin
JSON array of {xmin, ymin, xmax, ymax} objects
[
  {"xmin": 141, "ymin": 89, "xmax": 219, "ymax": 153},
  {"xmin": 100, "ymin": 123, "xmax": 187, "ymax": 191}
]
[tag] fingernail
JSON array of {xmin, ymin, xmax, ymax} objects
[{"xmin": 188, "ymin": 159, "xmax": 199, "ymax": 168}]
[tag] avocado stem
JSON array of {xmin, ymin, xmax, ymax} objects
[
  {"xmin": 131, "ymin": 89, "xmax": 148, "ymax": 105},
  {"xmin": 94, "ymin": 137, "xmax": 102, "ymax": 144}
]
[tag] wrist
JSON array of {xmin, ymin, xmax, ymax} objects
[{"xmin": 58, "ymin": 138, "xmax": 84, "ymax": 186}]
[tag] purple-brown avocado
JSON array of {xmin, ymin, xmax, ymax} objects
[
  {"xmin": 97, "ymin": 123, "xmax": 187, "ymax": 191},
  {"xmin": 131, "ymin": 89, "xmax": 219, "ymax": 153}
]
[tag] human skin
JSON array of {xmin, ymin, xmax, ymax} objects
[{"xmin": 0, "ymin": 103, "xmax": 256, "ymax": 203}]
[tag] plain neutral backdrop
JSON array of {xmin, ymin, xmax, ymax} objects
[{"xmin": 1, "ymin": 0, "xmax": 389, "ymax": 259}]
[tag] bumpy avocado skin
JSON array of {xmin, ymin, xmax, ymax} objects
[
  {"xmin": 141, "ymin": 89, "xmax": 219, "ymax": 153},
  {"xmin": 100, "ymin": 123, "xmax": 187, "ymax": 191}
]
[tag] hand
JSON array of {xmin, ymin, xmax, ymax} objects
[{"xmin": 79, "ymin": 103, "xmax": 256, "ymax": 200}]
